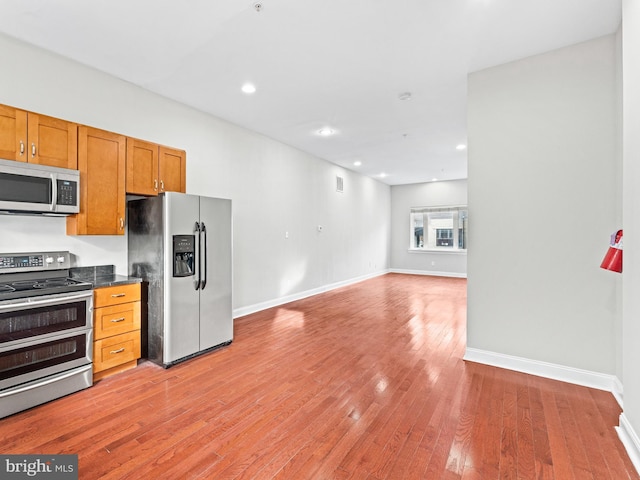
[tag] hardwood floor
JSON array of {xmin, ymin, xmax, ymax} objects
[{"xmin": 1, "ymin": 273, "xmax": 637, "ymax": 479}]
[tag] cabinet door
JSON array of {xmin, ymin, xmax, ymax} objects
[
  {"xmin": 159, "ymin": 146, "xmax": 186, "ymax": 193},
  {"xmin": 0, "ymin": 105, "xmax": 27, "ymax": 162},
  {"xmin": 93, "ymin": 331, "xmax": 141, "ymax": 373},
  {"xmin": 27, "ymin": 113, "xmax": 78, "ymax": 169},
  {"xmin": 126, "ymin": 138, "xmax": 159, "ymax": 195},
  {"xmin": 94, "ymin": 302, "xmax": 141, "ymax": 340},
  {"xmin": 94, "ymin": 283, "xmax": 141, "ymax": 308},
  {"xmin": 67, "ymin": 126, "xmax": 126, "ymax": 235}
]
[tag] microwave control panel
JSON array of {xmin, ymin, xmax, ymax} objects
[{"xmin": 56, "ymin": 179, "xmax": 78, "ymax": 206}]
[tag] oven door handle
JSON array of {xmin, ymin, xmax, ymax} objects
[
  {"xmin": 0, "ymin": 364, "xmax": 92, "ymax": 398},
  {"xmin": 0, "ymin": 291, "xmax": 93, "ymax": 313}
]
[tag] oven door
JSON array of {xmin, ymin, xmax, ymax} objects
[
  {"xmin": 0, "ymin": 290, "xmax": 93, "ymax": 347},
  {"xmin": 0, "ymin": 328, "xmax": 93, "ymax": 392}
]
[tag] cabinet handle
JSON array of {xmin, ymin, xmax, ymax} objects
[
  {"xmin": 110, "ymin": 293, "xmax": 126, "ymax": 298},
  {"xmin": 31, "ymin": 142, "xmax": 36, "ymax": 158},
  {"xmin": 160, "ymin": 180, "xmax": 165, "ymax": 191},
  {"xmin": 120, "ymin": 217, "xmax": 124, "ymax": 230},
  {"xmin": 154, "ymin": 179, "xmax": 158, "ymax": 191},
  {"xmin": 109, "ymin": 348, "xmax": 125, "ymax": 354},
  {"xmin": 19, "ymin": 140, "xmax": 25, "ymax": 155},
  {"xmin": 110, "ymin": 317, "xmax": 126, "ymax": 323}
]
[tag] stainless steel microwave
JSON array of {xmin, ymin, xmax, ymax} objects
[{"xmin": 0, "ymin": 158, "xmax": 80, "ymax": 215}]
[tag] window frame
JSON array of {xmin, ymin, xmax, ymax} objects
[{"xmin": 409, "ymin": 205, "xmax": 468, "ymax": 253}]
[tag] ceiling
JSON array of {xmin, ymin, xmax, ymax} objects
[{"xmin": 0, "ymin": 1, "xmax": 621, "ymax": 185}]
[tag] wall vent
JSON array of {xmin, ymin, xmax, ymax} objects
[{"xmin": 336, "ymin": 175, "xmax": 344, "ymax": 193}]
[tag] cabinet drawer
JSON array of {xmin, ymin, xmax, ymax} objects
[
  {"xmin": 93, "ymin": 331, "xmax": 141, "ymax": 373},
  {"xmin": 94, "ymin": 302, "xmax": 141, "ymax": 340},
  {"xmin": 94, "ymin": 283, "xmax": 141, "ymax": 307}
]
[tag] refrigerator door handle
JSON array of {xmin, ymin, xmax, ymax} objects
[
  {"xmin": 194, "ymin": 221, "xmax": 201, "ymax": 290},
  {"xmin": 200, "ymin": 222, "xmax": 208, "ymax": 290}
]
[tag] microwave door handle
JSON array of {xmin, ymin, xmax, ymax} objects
[
  {"xmin": 50, "ymin": 174, "xmax": 58, "ymax": 211},
  {"xmin": 200, "ymin": 222, "xmax": 207, "ymax": 290}
]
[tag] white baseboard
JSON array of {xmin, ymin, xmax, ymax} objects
[
  {"xmin": 388, "ymin": 268, "xmax": 467, "ymax": 278},
  {"xmin": 233, "ymin": 269, "xmax": 390, "ymax": 318},
  {"xmin": 617, "ymin": 413, "xmax": 640, "ymax": 476},
  {"xmin": 463, "ymin": 347, "xmax": 622, "ymax": 405},
  {"xmin": 613, "ymin": 376, "xmax": 625, "ymax": 409}
]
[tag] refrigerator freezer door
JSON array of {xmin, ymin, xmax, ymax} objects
[
  {"xmin": 164, "ymin": 192, "xmax": 201, "ymax": 363},
  {"xmin": 199, "ymin": 196, "xmax": 233, "ymax": 350}
]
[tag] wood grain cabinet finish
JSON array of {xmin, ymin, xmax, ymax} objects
[
  {"xmin": 126, "ymin": 138, "xmax": 186, "ymax": 195},
  {"xmin": 67, "ymin": 126, "xmax": 126, "ymax": 235},
  {"xmin": 93, "ymin": 283, "xmax": 142, "ymax": 382},
  {"xmin": 158, "ymin": 145, "xmax": 186, "ymax": 193},
  {"xmin": 0, "ymin": 104, "xmax": 77, "ymax": 169}
]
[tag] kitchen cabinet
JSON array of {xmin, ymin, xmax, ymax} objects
[
  {"xmin": 159, "ymin": 145, "xmax": 186, "ymax": 193},
  {"xmin": 0, "ymin": 104, "xmax": 77, "ymax": 169},
  {"xmin": 93, "ymin": 283, "xmax": 141, "ymax": 382},
  {"xmin": 67, "ymin": 126, "xmax": 126, "ymax": 235},
  {"xmin": 126, "ymin": 138, "xmax": 186, "ymax": 195}
]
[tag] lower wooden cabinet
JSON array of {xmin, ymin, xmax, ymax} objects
[{"xmin": 93, "ymin": 283, "xmax": 141, "ymax": 382}]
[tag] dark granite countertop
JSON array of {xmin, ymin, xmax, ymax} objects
[{"xmin": 69, "ymin": 265, "xmax": 142, "ymax": 289}]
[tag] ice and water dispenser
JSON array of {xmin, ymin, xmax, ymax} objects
[{"xmin": 173, "ymin": 235, "xmax": 195, "ymax": 277}]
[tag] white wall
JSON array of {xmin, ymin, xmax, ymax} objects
[
  {"xmin": 390, "ymin": 180, "xmax": 467, "ymax": 277},
  {"xmin": 621, "ymin": 0, "xmax": 640, "ymax": 458},
  {"xmin": 467, "ymin": 35, "xmax": 620, "ymax": 375},
  {"xmin": 0, "ymin": 33, "xmax": 390, "ymax": 313}
]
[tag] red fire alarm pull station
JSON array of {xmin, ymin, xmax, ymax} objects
[{"xmin": 600, "ymin": 229, "xmax": 623, "ymax": 273}]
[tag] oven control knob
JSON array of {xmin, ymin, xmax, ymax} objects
[
  {"xmin": 57, "ymin": 256, "xmax": 66, "ymax": 263},
  {"xmin": 45, "ymin": 256, "xmax": 54, "ymax": 264}
]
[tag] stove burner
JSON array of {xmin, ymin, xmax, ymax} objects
[
  {"xmin": 35, "ymin": 279, "xmax": 74, "ymax": 288},
  {"xmin": 0, "ymin": 251, "xmax": 93, "ymax": 302},
  {"xmin": 9, "ymin": 280, "xmax": 39, "ymax": 291},
  {"xmin": 0, "ymin": 276, "xmax": 92, "ymax": 301}
]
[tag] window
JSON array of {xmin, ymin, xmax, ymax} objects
[{"xmin": 410, "ymin": 206, "xmax": 467, "ymax": 251}]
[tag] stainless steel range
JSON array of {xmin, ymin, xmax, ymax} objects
[{"xmin": 0, "ymin": 251, "xmax": 93, "ymax": 419}]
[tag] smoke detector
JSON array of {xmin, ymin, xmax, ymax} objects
[{"xmin": 254, "ymin": 3, "xmax": 263, "ymax": 12}]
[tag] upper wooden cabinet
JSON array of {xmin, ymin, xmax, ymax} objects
[
  {"xmin": 67, "ymin": 126, "xmax": 126, "ymax": 236},
  {"xmin": 159, "ymin": 146, "xmax": 186, "ymax": 193},
  {"xmin": 126, "ymin": 138, "xmax": 159, "ymax": 195},
  {"xmin": 0, "ymin": 104, "xmax": 77, "ymax": 169},
  {"xmin": 126, "ymin": 138, "xmax": 186, "ymax": 195}
]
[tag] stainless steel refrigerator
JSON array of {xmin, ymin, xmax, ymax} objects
[{"xmin": 127, "ymin": 192, "xmax": 232, "ymax": 367}]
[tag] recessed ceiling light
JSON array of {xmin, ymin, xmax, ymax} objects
[
  {"xmin": 456, "ymin": 144, "xmax": 466, "ymax": 150},
  {"xmin": 398, "ymin": 92, "xmax": 412, "ymax": 101},
  {"xmin": 241, "ymin": 83, "xmax": 256, "ymax": 94},
  {"xmin": 353, "ymin": 161, "xmax": 362, "ymax": 167},
  {"xmin": 432, "ymin": 178, "xmax": 438, "ymax": 182},
  {"xmin": 317, "ymin": 127, "xmax": 335, "ymax": 136},
  {"xmin": 379, "ymin": 173, "xmax": 387, "ymax": 178}
]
